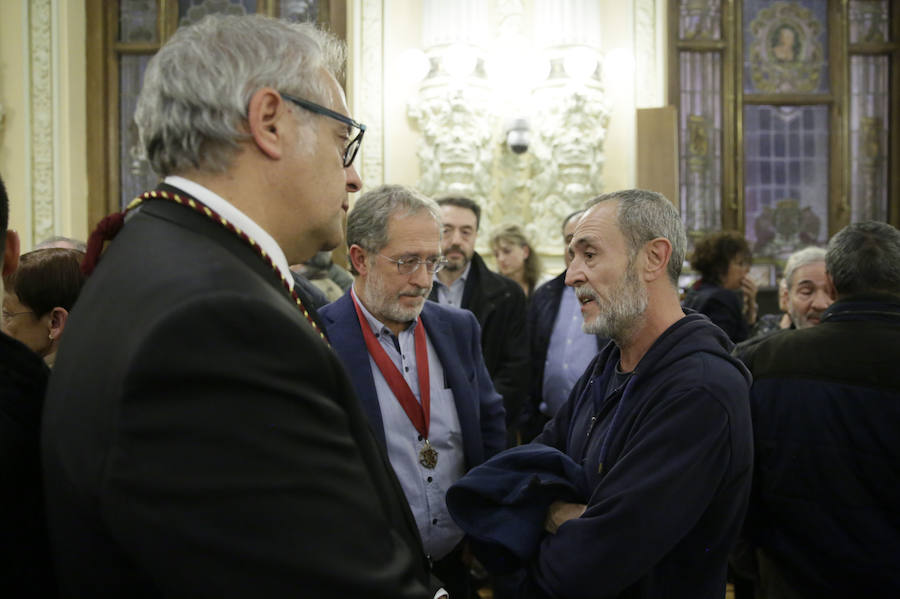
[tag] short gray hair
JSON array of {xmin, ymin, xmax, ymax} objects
[
  {"xmin": 586, "ymin": 189, "xmax": 686, "ymax": 286},
  {"xmin": 826, "ymin": 221, "xmax": 900, "ymax": 297},
  {"xmin": 782, "ymin": 246, "xmax": 826, "ymax": 290},
  {"xmin": 346, "ymin": 184, "xmax": 442, "ymax": 275},
  {"xmin": 135, "ymin": 14, "xmax": 345, "ymax": 176}
]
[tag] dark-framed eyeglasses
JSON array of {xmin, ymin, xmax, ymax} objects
[
  {"xmin": 380, "ymin": 254, "xmax": 447, "ymax": 275},
  {"xmin": 280, "ymin": 92, "xmax": 366, "ymax": 168}
]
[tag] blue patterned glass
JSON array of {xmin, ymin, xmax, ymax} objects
[
  {"xmin": 119, "ymin": 55, "xmax": 160, "ymax": 210},
  {"xmin": 119, "ymin": 0, "xmax": 158, "ymax": 43},
  {"xmin": 178, "ymin": 0, "xmax": 255, "ymax": 26},
  {"xmin": 744, "ymin": 105, "xmax": 829, "ymax": 261},
  {"xmin": 280, "ymin": 0, "xmax": 319, "ymax": 22},
  {"xmin": 678, "ymin": 0, "xmax": 722, "ymax": 41},
  {"xmin": 849, "ymin": 55, "xmax": 889, "ymax": 222},
  {"xmin": 849, "ymin": 0, "xmax": 889, "ymax": 44},
  {"xmin": 679, "ymin": 51, "xmax": 722, "ymax": 232}
]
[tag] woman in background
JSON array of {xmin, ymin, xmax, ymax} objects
[
  {"xmin": 683, "ymin": 231, "xmax": 758, "ymax": 343},
  {"xmin": 2, "ymin": 248, "xmax": 85, "ymax": 367},
  {"xmin": 490, "ymin": 223, "xmax": 545, "ymax": 299}
]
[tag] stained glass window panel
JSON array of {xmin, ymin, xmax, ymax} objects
[
  {"xmin": 119, "ymin": 55, "xmax": 159, "ymax": 210},
  {"xmin": 119, "ymin": 0, "xmax": 158, "ymax": 43},
  {"xmin": 743, "ymin": 0, "xmax": 829, "ymax": 94},
  {"xmin": 849, "ymin": 55, "xmax": 889, "ymax": 222},
  {"xmin": 178, "ymin": 0, "xmax": 255, "ymax": 26},
  {"xmin": 678, "ymin": 0, "xmax": 722, "ymax": 41},
  {"xmin": 679, "ymin": 51, "xmax": 722, "ymax": 232},
  {"xmin": 849, "ymin": 0, "xmax": 890, "ymax": 44},
  {"xmin": 744, "ymin": 105, "xmax": 829, "ymax": 261},
  {"xmin": 279, "ymin": 0, "xmax": 319, "ymax": 22}
]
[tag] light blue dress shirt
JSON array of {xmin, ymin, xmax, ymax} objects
[
  {"xmin": 541, "ymin": 285, "xmax": 598, "ymax": 417},
  {"xmin": 432, "ymin": 262, "xmax": 471, "ymax": 307},
  {"xmin": 353, "ymin": 291, "xmax": 465, "ymax": 559}
]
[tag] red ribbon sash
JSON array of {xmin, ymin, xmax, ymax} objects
[{"xmin": 351, "ymin": 292, "xmax": 431, "ymax": 439}]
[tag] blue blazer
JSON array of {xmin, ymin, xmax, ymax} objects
[{"xmin": 321, "ymin": 292, "xmax": 507, "ymax": 469}]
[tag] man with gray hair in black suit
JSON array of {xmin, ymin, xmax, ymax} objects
[{"xmin": 41, "ymin": 15, "xmax": 436, "ymax": 598}]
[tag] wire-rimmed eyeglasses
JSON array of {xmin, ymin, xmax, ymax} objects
[
  {"xmin": 280, "ymin": 92, "xmax": 366, "ymax": 168},
  {"xmin": 380, "ymin": 254, "xmax": 447, "ymax": 275}
]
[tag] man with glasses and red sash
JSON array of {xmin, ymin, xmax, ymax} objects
[{"xmin": 321, "ymin": 184, "xmax": 506, "ymax": 599}]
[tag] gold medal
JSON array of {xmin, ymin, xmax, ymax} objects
[{"xmin": 418, "ymin": 440, "xmax": 438, "ymax": 469}]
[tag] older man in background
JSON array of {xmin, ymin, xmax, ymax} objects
[
  {"xmin": 322, "ymin": 184, "xmax": 505, "ymax": 598},
  {"xmin": 734, "ymin": 246, "xmax": 833, "ymax": 362}
]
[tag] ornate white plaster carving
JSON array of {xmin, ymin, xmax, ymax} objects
[
  {"xmin": 404, "ymin": 0, "xmax": 611, "ymax": 253},
  {"xmin": 30, "ymin": 0, "xmax": 55, "ymax": 245},
  {"xmin": 357, "ymin": 0, "xmax": 384, "ymax": 188},
  {"xmin": 529, "ymin": 87, "xmax": 609, "ymax": 250},
  {"xmin": 408, "ymin": 81, "xmax": 493, "ymax": 204}
]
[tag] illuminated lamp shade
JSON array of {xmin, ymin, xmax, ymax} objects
[
  {"xmin": 443, "ymin": 43, "xmax": 479, "ymax": 79},
  {"xmin": 398, "ymin": 48, "xmax": 430, "ymax": 83},
  {"xmin": 485, "ymin": 48, "xmax": 550, "ymax": 95},
  {"xmin": 563, "ymin": 46, "xmax": 598, "ymax": 80}
]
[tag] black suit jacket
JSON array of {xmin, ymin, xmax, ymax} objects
[
  {"xmin": 42, "ymin": 186, "xmax": 432, "ymax": 598},
  {"xmin": 1, "ymin": 333, "xmax": 55, "ymax": 596},
  {"xmin": 429, "ymin": 252, "xmax": 529, "ymax": 443}
]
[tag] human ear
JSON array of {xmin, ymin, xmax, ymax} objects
[
  {"xmin": 348, "ymin": 245, "xmax": 370, "ymax": 276},
  {"xmin": 778, "ymin": 280, "xmax": 789, "ymax": 312},
  {"xmin": 48, "ymin": 307, "xmax": 69, "ymax": 341},
  {"xmin": 824, "ymin": 272, "xmax": 837, "ymax": 300},
  {"xmin": 246, "ymin": 88, "xmax": 288, "ymax": 160},
  {"xmin": 643, "ymin": 238, "xmax": 672, "ymax": 282}
]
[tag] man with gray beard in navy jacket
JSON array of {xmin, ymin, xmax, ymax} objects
[{"xmin": 448, "ymin": 189, "xmax": 753, "ymax": 599}]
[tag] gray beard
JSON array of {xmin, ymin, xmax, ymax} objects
[
  {"xmin": 581, "ymin": 265, "xmax": 648, "ymax": 343},
  {"xmin": 362, "ymin": 273, "xmax": 429, "ymax": 327}
]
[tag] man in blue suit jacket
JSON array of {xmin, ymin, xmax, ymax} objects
[{"xmin": 321, "ymin": 184, "xmax": 506, "ymax": 599}]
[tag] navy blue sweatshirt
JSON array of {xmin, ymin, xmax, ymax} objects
[{"xmin": 521, "ymin": 313, "xmax": 753, "ymax": 598}]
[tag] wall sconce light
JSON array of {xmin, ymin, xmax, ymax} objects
[
  {"xmin": 563, "ymin": 46, "xmax": 599, "ymax": 80},
  {"xmin": 505, "ymin": 118, "xmax": 531, "ymax": 154},
  {"xmin": 444, "ymin": 43, "xmax": 479, "ymax": 79},
  {"xmin": 399, "ymin": 48, "xmax": 431, "ymax": 83}
]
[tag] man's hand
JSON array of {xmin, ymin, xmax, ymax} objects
[
  {"xmin": 544, "ymin": 500, "xmax": 587, "ymax": 534},
  {"xmin": 740, "ymin": 275, "xmax": 758, "ymax": 325}
]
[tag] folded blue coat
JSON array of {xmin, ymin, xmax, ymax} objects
[{"xmin": 446, "ymin": 444, "xmax": 588, "ymax": 574}]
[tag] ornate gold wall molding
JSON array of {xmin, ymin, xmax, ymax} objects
[{"xmin": 28, "ymin": 0, "xmax": 55, "ymax": 245}]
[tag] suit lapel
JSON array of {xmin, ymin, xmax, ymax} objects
[
  {"xmin": 421, "ymin": 304, "xmax": 478, "ymax": 468},
  {"xmin": 322, "ymin": 294, "xmax": 387, "ymax": 450}
]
